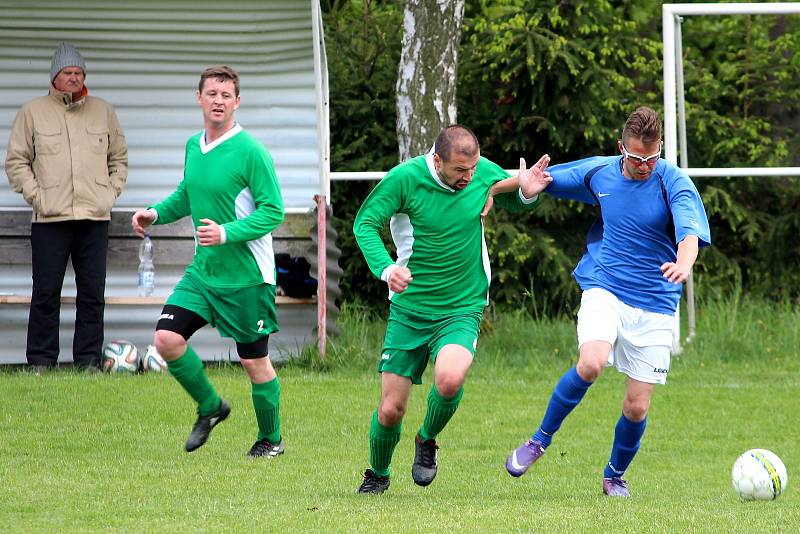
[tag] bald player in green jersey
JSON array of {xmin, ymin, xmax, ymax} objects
[
  {"xmin": 354, "ymin": 125, "xmax": 552, "ymax": 494},
  {"xmin": 132, "ymin": 66, "xmax": 286, "ymax": 457}
]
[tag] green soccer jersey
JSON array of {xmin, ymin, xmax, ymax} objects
[
  {"xmin": 151, "ymin": 125, "xmax": 284, "ymax": 289},
  {"xmin": 353, "ymin": 150, "xmax": 540, "ymax": 314}
]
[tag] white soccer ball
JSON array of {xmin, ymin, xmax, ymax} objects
[
  {"xmin": 140, "ymin": 344, "xmax": 167, "ymax": 372},
  {"xmin": 732, "ymin": 449, "xmax": 788, "ymax": 500},
  {"xmin": 102, "ymin": 340, "xmax": 139, "ymax": 373}
]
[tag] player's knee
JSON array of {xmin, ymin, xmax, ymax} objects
[
  {"xmin": 576, "ymin": 359, "xmax": 603, "ymax": 381},
  {"xmin": 240, "ymin": 356, "xmax": 275, "ymax": 383},
  {"xmin": 622, "ymin": 401, "xmax": 649, "ymax": 422},
  {"xmin": 378, "ymin": 401, "xmax": 406, "ymax": 426},
  {"xmin": 435, "ymin": 374, "xmax": 464, "ymax": 398},
  {"xmin": 153, "ymin": 330, "xmax": 186, "ymax": 361}
]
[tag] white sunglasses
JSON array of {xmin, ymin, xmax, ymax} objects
[{"xmin": 620, "ymin": 141, "xmax": 662, "ymax": 166}]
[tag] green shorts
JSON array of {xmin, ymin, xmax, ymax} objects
[
  {"xmin": 166, "ymin": 272, "xmax": 279, "ymax": 343},
  {"xmin": 379, "ymin": 305, "xmax": 482, "ymax": 384}
]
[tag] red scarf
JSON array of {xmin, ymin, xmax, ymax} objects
[{"xmin": 72, "ymin": 85, "xmax": 89, "ymax": 102}]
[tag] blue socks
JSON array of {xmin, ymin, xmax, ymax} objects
[
  {"xmin": 530, "ymin": 367, "xmax": 648, "ymax": 478},
  {"xmin": 604, "ymin": 414, "xmax": 647, "ymax": 478},
  {"xmin": 532, "ymin": 367, "xmax": 593, "ymax": 448}
]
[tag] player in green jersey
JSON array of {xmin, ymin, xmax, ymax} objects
[
  {"xmin": 131, "ymin": 66, "xmax": 286, "ymax": 457},
  {"xmin": 353, "ymin": 125, "xmax": 552, "ymax": 494}
]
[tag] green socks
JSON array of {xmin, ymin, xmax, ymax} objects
[
  {"xmin": 252, "ymin": 377, "xmax": 281, "ymax": 443},
  {"xmin": 166, "ymin": 346, "xmax": 221, "ymax": 416},
  {"xmin": 369, "ymin": 410, "xmax": 401, "ymax": 477},
  {"xmin": 368, "ymin": 386, "xmax": 464, "ymax": 477},
  {"xmin": 419, "ymin": 386, "xmax": 464, "ymax": 441}
]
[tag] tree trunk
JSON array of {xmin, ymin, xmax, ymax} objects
[{"xmin": 396, "ymin": 0, "xmax": 465, "ymax": 161}]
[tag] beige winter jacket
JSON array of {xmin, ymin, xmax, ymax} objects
[{"xmin": 5, "ymin": 86, "xmax": 128, "ymax": 222}]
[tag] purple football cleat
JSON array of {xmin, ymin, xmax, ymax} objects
[
  {"xmin": 506, "ymin": 439, "xmax": 546, "ymax": 477},
  {"xmin": 602, "ymin": 477, "xmax": 630, "ymax": 497}
]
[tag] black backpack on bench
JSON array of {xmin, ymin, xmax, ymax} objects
[{"xmin": 275, "ymin": 253, "xmax": 318, "ymax": 298}]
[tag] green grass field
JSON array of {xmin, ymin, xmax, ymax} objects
[{"xmin": 1, "ymin": 299, "xmax": 797, "ymax": 532}]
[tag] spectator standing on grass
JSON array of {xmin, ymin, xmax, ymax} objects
[
  {"xmin": 5, "ymin": 42, "xmax": 128, "ymax": 372},
  {"xmin": 504, "ymin": 106, "xmax": 710, "ymax": 497},
  {"xmin": 131, "ymin": 65, "xmax": 286, "ymax": 457},
  {"xmin": 352, "ymin": 124, "xmax": 552, "ymax": 494}
]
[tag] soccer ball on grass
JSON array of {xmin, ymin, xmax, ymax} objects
[
  {"xmin": 731, "ymin": 449, "xmax": 788, "ymax": 501},
  {"xmin": 102, "ymin": 340, "xmax": 139, "ymax": 373},
  {"xmin": 140, "ymin": 344, "xmax": 168, "ymax": 372}
]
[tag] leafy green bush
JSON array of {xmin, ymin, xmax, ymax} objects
[
  {"xmin": 323, "ymin": 1, "xmax": 800, "ymax": 311},
  {"xmin": 460, "ymin": 0, "xmax": 661, "ymax": 162},
  {"xmin": 680, "ymin": 14, "xmax": 800, "ymax": 301}
]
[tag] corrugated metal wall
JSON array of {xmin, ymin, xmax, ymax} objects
[
  {"xmin": 0, "ymin": 0, "xmax": 322, "ymax": 209},
  {"xmin": 0, "ymin": 0, "xmax": 326, "ymax": 364}
]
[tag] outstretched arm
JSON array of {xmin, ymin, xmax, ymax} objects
[
  {"xmin": 482, "ymin": 155, "xmax": 551, "ymax": 217},
  {"xmin": 519, "ymin": 154, "xmax": 552, "ymax": 198},
  {"xmin": 489, "ymin": 176, "xmax": 521, "ymax": 195}
]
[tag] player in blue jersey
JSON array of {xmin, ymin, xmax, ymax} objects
[{"xmin": 504, "ymin": 107, "xmax": 710, "ymax": 497}]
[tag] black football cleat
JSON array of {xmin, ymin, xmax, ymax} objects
[
  {"xmin": 357, "ymin": 469, "xmax": 390, "ymax": 494},
  {"xmin": 185, "ymin": 399, "xmax": 231, "ymax": 452},
  {"xmin": 412, "ymin": 434, "xmax": 439, "ymax": 487},
  {"xmin": 246, "ymin": 438, "xmax": 285, "ymax": 458}
]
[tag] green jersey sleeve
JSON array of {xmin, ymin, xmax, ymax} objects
[
  {"xmin": 150, "ymin": 180, "xmax": 190, "ymax": 225},
  {"xmin": 494, "ymin": 188, "xmax": 541, "ymax": 212},
  {"xmin": 221, "ymin": 147, "xmax": 284, "ymax": 243},
  {"xmin": 353, "ymin": 169, "xmax": 406, "ymax": 279}
]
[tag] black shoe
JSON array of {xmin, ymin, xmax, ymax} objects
[
  {"xmin": 412, "ymin": 434, "xmax": 438, "ymax": 487},
  {"xmin": 246, "ymin": 438, "xmax": 285, "ymax": 458},
  {"xmin": 185, "ymin": 399, "xmax": 230, "ymax": 452},
  {"xmin": 357, "ymin": 469, "xmax": 390, "ymax": 494}
]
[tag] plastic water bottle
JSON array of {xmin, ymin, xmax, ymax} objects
[{"xmin": 138, "ymin": 232, "xmax": 155, "ymax": 296}]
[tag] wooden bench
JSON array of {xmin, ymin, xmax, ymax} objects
[
  {"xmin": 0, "ymin": 207, "xmax": 318, "ymax": 364},
  {"xmin": 0, "ymin": 208, "xmax": 315, "ymax": 260},
  {"xmin": 0, "ymin": 207, "xmax": 317, "ymax": 298}
]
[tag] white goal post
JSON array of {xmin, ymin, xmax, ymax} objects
[{"xmin": 663, "ymin": 2, "xmax": 800, "ymax": 352}]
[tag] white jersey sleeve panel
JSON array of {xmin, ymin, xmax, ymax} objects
[
  {"xmin": 235, "ymin": 186, "xmax": 276, "ymax": 285},
  {"xmin": 388, "ymin": 212, "xmax": 414, "ymax": 300}
]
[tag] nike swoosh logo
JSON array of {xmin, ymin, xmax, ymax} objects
[
  {"xmin": 510, "ymin": 451, "xmax": 526, "ymax": 471},
  {"xmin": 598, "ymin": 193, "xmax": 610, "ymax": 197}
]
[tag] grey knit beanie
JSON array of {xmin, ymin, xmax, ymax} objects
[{"xmin": 50, "ymin": 42, "xmax": 86, "ymax": 82}]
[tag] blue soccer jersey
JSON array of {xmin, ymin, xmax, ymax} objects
[{"xmin": 546, "ymin": 156, "xmax": 711, "ymax": 314}]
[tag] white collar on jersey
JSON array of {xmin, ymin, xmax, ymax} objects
[
  {"xmin": 425, "ymin": 145, "xmax": 455, "ymax": 192},
  {"xmin": 199, "ymin": 123, "xmax": 243, "ymax": 154}
]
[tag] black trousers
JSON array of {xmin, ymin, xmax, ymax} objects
[{"xmin": 27, "ymin": 221, "xmax": 109, "ymax": 367}]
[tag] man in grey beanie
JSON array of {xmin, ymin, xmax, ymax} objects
[
  {"xmin": 50, "ymin": 42, "xmax": 87, "ymax": 84},
  {"xmin": 5, "ymin": 42, "xmax": 128, "ymax": 372}
]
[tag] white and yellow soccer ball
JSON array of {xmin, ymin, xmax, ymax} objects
[
  {"xmin": 140, "ymin": 344, "xmax": 167, "ymax": 373},
  {"xmin": 732, "ymin": 449, "xmax": 788, "ymax": 500},
  {"xmin": 102, "ymin": 340, "xmax": 139, "ymax": 373}
]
